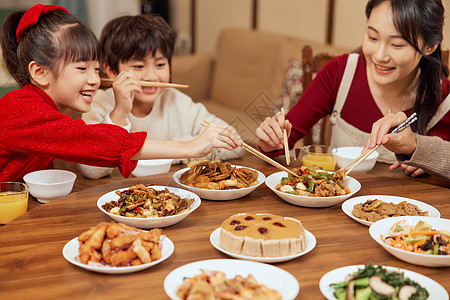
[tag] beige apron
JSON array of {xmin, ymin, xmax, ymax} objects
[{"xmin": 329, "ymin": 53, "xmax": 450, "ymax": 163}]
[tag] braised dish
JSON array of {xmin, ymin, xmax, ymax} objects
[
  {"xmin": 179, "ymin": 161, "xmax": 259, "ymax": 190},
  {"xmin": 353, "ymin": 199, "xmax": 428, "ymax": 222}
]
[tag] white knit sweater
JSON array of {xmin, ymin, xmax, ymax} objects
[{"xmin": 78, "ymin": 88, "xmax": 243, "ymax": 179}]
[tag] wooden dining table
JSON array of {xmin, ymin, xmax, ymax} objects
[{"xmin": 0, "ymin": 153, "xmax": 449, "ymax": 299}]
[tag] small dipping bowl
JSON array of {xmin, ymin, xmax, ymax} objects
[
  {"xmin": 335, "ymin": 147, "xmax": 379, "ymax": 173},
  {"xmin": 23, "ymin": 169, "xmax": 76, "ymax": 203},
  {"xmin": 132, "ymin": 159, "xmax": 173, "ymax": 177}
]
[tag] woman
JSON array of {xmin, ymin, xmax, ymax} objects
[{"xmin": 256, "ymin": 0, "xmax": 450, "ymax": 177}]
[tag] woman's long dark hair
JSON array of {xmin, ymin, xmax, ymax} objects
[
  {"xmin": 1, "ymin": 9, "xmax": 98, "ymax": 87},
  {"xmin": 366, "ymin": 0, "xmax": 448, "ymax": 134}
]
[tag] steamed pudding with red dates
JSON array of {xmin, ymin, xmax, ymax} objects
[{"xmin": 220, "ymin": 213, "xmax": 305, "ymax": 257}]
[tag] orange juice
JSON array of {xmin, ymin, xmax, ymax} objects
[
  {"xmin": 302, "ymin": 154, "xmax": 336, "ymax": 170},
  {"xmin": 0, "ymin": 185, "xmax": 28, "ymax": 224}
]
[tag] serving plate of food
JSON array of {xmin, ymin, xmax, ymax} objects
[
  {"xmin": 342, "ymin": 195, "xmax": 440, "ymax": 226},
  {"xmin": 172, "ymin": 161, "xmax": 265, "ymax": 200},
  {"xmin": 265, "ymin": 166, "xmax": 360, "ymax": 207},
  {"xmin": 97, "ymin": 184, "xmax": 201, "ymax": 229},
  {"xmin": 369, "ymin": 216, "xmax": 450, "ymax": 267},
  {"xmin": 319, "ymin": 264, "xmax": 448, "ymax": 300},
  {"xmin": 163, "ymin": 259, "xmax": 299, "ymax": 300},
  {"xmin": 62, "ymin": 222, "xmax": 174, "ymax": 274}
]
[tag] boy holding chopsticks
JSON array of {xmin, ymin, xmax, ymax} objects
[{"xmin": 79, "ymin": 14, "xmax": 242, "ymax": 179}]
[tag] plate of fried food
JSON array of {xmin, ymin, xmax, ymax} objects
[
  {"xmin": 62, "ymin": 221, "xmax": 174, "ymax": 274},
  {"xmin": 164, "ymin": 259, "xmax": 299, "ymax": 300},
  {"xmin": 265, "ymin": 166, "xmax": 360, "ymax": 207},
  {"xmin": 342, "ymin": 195, "xmax": 440, "ymax": 226},
  {"xmin": 172, "ymin": 161, "xmax": 265, "ymax": 200},
  {"xmin": 97, "ymin": 184, "xmax": 201, "ymax": 229},
  {"xmin": 370, "ymin": 216, "xmax": 450, "ymax": 267}
]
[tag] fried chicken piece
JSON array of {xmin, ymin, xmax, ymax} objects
[
  {"xmin": 110, "ymin": 248, "xmax": 137, "ymax": 266},
  {"xmin": 140, "ymin": 228, "xmax": 162, "ymax": 243},
  {"xmin": 78, "ymin": 222, "xmax": 109, "ymax": 242},
  {"xmin": 110, "ymin": 234, "xmax": 140, "ymax": 249},
  {"xmin": 106, "ymin": 221, "xmax": 141, "ymax": 239},
  {"xmin": 78, "ymin": 223, "xmax": 108, "ymax": 264},
  {"xmin": 101, "ymin": 239, "xmax": 112, "ymax": 264},
  {"xmin": 150, "ymin": 242, "xmax": 162, "ymax": 261},
  {"xmin": 132, "ymin": 239, "xmax": 151, "ymax": 264}
]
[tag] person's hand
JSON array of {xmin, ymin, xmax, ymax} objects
[
  {"xmin": 110, "ymin": 71, "xmax": 141, "ymax": 126},
  {"xmin": 364, "ymin": 112, "xmax": 416, "ymax": 156},
  {"xmin": 389, "ymin": 160, "xmax": 426, "ymax": 177},
  {"xmin": 256, "ymin": 111, "xmax": 292, "ymax": 152},
  {"xmin": 189, "ymin": 123, "xmax": 241, "ymax": 158}
]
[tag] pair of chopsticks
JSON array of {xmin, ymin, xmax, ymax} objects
[
  {"xmin": 281, "ymin": 108, "xmax": 290, "ymax": 165},
  {"xmin": 200, "ymin": 120, "xmax": 300, "ymax": 178},
  {"xmin": 100, "ymin": 78, "xmax": 189, "ymax": 89},
  {"xmin": 339, "ymin": 112, "xmax": 418, "ymax": 177}
]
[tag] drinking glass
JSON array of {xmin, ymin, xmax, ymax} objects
[
  {"xmin": 295, "ymin": 145, "xmax": 337, "ymax": 171},
  {"xmin": 0, "ymin": 182, "xmax": 29, "ymax": 224}
]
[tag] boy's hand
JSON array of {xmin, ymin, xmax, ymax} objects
[
  {"xmin": 188, "ymin": 123, "xmax": 241, "ymax": 158},
  {"xmin": 110, "ymin": 71, "xmax": 141, "ymax": 126},
  {"xmin": 256, "ymin": 111, "xmax": 292, "ymax": 152}
]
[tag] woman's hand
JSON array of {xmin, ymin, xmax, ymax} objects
[
  {"xmin": 110, "ymin": 71, "xmax": 142, "ymax": 126},
  {"xmin": 189, "ymin": 123, "xmax": 241, "ymax": 158},
  {"xmin": 256, "ymin": 111, "xmax": 292, "ymax": 152},
  {"xmin": 389, "ymin": 161, "xmax": 426, "ymax": 177}
]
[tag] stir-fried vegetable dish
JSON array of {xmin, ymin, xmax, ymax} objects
[
  {"xmin": 276, "ymin": 165, "xmax": 349, "ymax": 197},
  {"xmin": 102, "ymin": 183, "xmax": 194, "ymax": 218},
  {"xmin": 382, "ymin": 220, "xmax": 450, "ymax": 255},
  {"xmin": 331, "ymin": 264, "xmax": 429, "ymax": 300}
]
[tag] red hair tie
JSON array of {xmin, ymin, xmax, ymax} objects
[{"xmin": 16, "ymin": 4, "xmax": 70, "ymax": 42}]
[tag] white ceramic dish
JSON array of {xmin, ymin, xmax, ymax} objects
[
  {"xmin": 209, "ymin": 227, "xmax": 316, "ymax": 263},
  {"xmin": 172, "ymin": 165, "xmax": 265, "ymax": 200},
  {"xmin": 342, "ymin": 195, "xmax": 441, "ymax": 226},
  {"xmin": 131, "ymin": 159, "xmax": 173, "ymax": 177},
  {"xmin": 97, "ymin": 185, "xmax": 201, "ymax": 229},
  {"xmin": 163, "ymin": 259, "xmax": 299, "ymax": 300},
  {"xmin": 319, "ymin": 264, "xmax": 448, "ymax": 300},
  {"xmin": 369, "ymin": 216, "xmax": 450, "ymax": 267},
  {"xmin": 62, "ymin": 235, "xmax": 174, "ymax": 274},
  {"xmin": 23, "ymin": 169, "xmax": 76, "ymax": 203},
  {"xmin": 265, "ymin": 171, "xmax": 361, "ymax": 208},
  {"xmin": 335, "ymin": 146, "xmax": 379, "ymax": 173}
]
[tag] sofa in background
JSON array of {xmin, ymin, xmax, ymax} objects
[{"xmin": 172, "ymin": 27, "xmax": 350, "ymax": 145}]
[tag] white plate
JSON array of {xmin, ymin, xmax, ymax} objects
[
  {"xmin": 172, "ymin": 165, "xmax": 265, "ymax": 200},
  {"xmin": 342, "ymin": 195, "xmax": 441, "ymax": 226},
  {"xmin": 62, "ymin": 235, "xmax": 174, "ymax": 274},
  {"xmin": 319, "ymin": 265, "xmax": 448, "ymax": 300},
  {"xmin": 369, "ymin": 216, "xmax": 450, "ymax": 267},
  {"xmin": 164, "ymin": 259, "xmax": 299, "ymax": 300},
  {"xmin": 265, "ymin": 171, "xmax": 361, "ymax": 208},
  {"xmin": 97, "ymin": 185, "xmax": 201, "ymax": 229},
  {"xmin": 209, "ymin": 227, "xmax": 316, "ymax": 263}
]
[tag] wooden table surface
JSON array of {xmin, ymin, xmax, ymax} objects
[{"xmin": 1, "ymin": 154, "xmax": 449, "ymax": 299}]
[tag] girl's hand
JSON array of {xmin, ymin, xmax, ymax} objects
[
  {"xmin": 110, "ymin": 71, "xmax": 142, "ymax": 126},
  {"xmin": 256, "ymin": 112, "xmax": 292, "ymax": 152},
  {"xmin": 389, "ymin": 161, "xmax": 426, "ymax": 177},
  {"xmin": 189, "ymin": 123, "xmax": 241, "ymax": 158}
]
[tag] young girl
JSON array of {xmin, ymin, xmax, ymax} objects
[
  {"xmin": 256, "ymin": 0, "xmax": 450, "ymax": 177},
  {"xmin": 79, "ymin": 14, "xmax": 243, "ymax": 179},
  {"xmin": 0, "ymin": 4, "xmax": 240, "ymax": 182}
]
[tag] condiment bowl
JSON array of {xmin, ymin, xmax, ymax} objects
[
  {"xmin": 335, "ymin": 146, "xmax": 379, "ymax": 172},
  {"xmin": 131, "ymin": 159, "xmax": 173, "ymax": 177},
  {"xmin": 23, "ymin": 169, "xmax": 76, "ymax": 203}
]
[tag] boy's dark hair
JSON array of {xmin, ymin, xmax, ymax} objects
[
  {"xmin": 99, "ymin": 14, "xmax": 175, "ymax": 75},
  {"xmin": 1, "ymin": 9, "xmax": 98, "ymax": 87}
]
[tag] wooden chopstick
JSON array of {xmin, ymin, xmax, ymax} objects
[
  {"xmin": 100, "ymin": 78, "xmax": 189, "ymax": 89},
  {"xmin": 200, "ymin": 120, "xmax": 300, "ymax": 178},
  {"xmin": 281, "ymin": 108, "xmax": 290, "ymax": 165},
  {"xmin": 342, "ymin": 112, "xmax": 418, "ymax": 176}
]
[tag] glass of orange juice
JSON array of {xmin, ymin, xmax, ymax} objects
[
  {"xmin": 296, "ymin": 145, "xmax": 337, "ymax": 171},
  {"xmin": 0, "ymin": 182, "xmax": 29, "ymax": 224}
]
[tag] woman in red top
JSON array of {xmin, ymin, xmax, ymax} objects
[
  {"xmin": 256, "ymin": 0, "xmax": 450, "ymax": 177},
  {"xmin": 0, "ymin": 5, "xmax": 240, "ymax": 182}
]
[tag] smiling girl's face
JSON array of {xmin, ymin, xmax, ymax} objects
[{"xmin": 362, "ymin": 1, "xmax": 423, "ymax": 88}]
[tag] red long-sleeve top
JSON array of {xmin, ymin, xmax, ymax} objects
[
  {"xmin": 0, "ymin": 84, "xmax": 147, "ymax": 181},
  {"xmin": 266, "ymin": 53, "xmax": 450, "ymax": 157}
]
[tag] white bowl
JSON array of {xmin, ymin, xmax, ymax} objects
[
  {"xmin": 131, "ymin": 159, "xmax": 173, "ymax": 177},
  {"xmin": 172, "ymin": 166, "xmax": 265, "ymax": 200},
  {"xmin": 265, "ymin": 171, "xmax": 361, "ymax": 208},
  {"xmin": 97, "ymin": 185, "xmax": 201, "ymax": 229},
  {"xmin": 369, "ymin": 216, "xmax": 450, "ymax": 267},
  {"xmin": 335, "ymin": 146, "xmax": 379, "ymax": 172},
  {"xmin": 23, "ymin": 169, "xmax": 76, "ymax": 203}
]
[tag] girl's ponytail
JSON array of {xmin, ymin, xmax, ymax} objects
[{"xmin": 1, "ymin": 11, "xmax": 27, "ymax": 86}]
